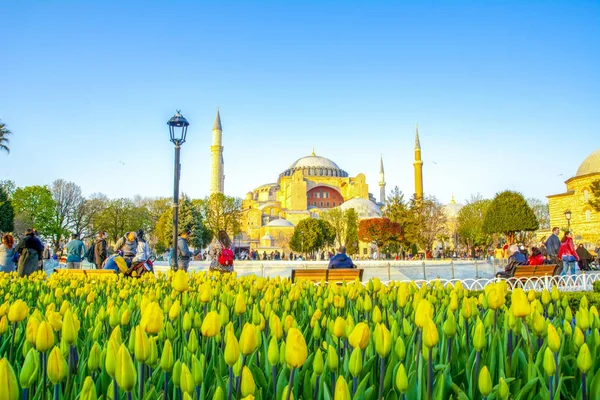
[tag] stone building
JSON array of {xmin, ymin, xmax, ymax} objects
[{"xmin": 547, "ymin": 148, "xmax": 600, "ymax": 245}]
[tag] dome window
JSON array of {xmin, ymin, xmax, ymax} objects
[
  {"xmin": 584, "ymin": 189, "xmax": 589, "ymax": 202},
  {"xmin": 586, "ymin": 209, "xmax": 591, "ymax": 222}
]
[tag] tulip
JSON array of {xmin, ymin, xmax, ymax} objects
[
  {"xmin": 285, "ymin": 328, "xmax": 308, "ymax": 368},
  {"xmin": 188, "ymin": 329, "xmax": 199, "ymax": 354},
  {"xmin": 88, "ymin": 342, "xmax": 101, "ymax": 372},
  {"xmin": 241, "ymin": 366, "xmax": 256, "ymax": 397},
  {"xmin": 348, "ymin": 347, "xmax": 362, "ymax": 378},
  {"xmin": 512, "ymin": 289, "xmax": 530, "ymax": 318},
  {"xmin": 422, "ymin": 317, "xmax": 439, "ymax": 349},
  {"xmin": 173, "ymin": 360, "xmax": 182, "ymax": 388},
  {"xmin": 115, "ymin": 344, "xmax": 137, "ymax": 392},
  {"xmin": 47, "ymin": 346, "xmax": 68, "ymax": 385},
  {"xmin": 172, "ymin": 270, "xmax": 190, "ymax": 292},
  {"xmin": 327, "ymin": 344, "xmax": 338, "ymax": 371},
  {"xmin": 270, "ymin": 315, "xmax": 283, "ymax": 340},
  {"xmin": 169, "ymin": 300, "xmax": 181, "ymax": 321},
  {"xmin": 224, "ymin": 331, "xmax": 240, "ymax": 367},
  {"xmin": 8, "ymin": 299, "xmax": 28, "ymax": 322},
  {"xmin": 268, "ymin": 336, "xmax": 279, "ymax": 365},
  {"xmin": 234, "ymin": 292, "xmax": 247, "ymax": 315},
  {"xmin": 191, "ymin": 354, "xmax": 204, "ymax": 386},
  {"xmin": 374, "ymin": 323, "xmax": 392, "ymax": 358},
  {"xmin": 395, "ymin": 363, "xmax": 408, "ymax": 394},
  {"xmin": 578, "ymin": 343, "xmax": 592, "ymax": 400},
  {"xmin": 0, "ymin": 358, "xmax": 19, "ymax": 400},
  {"xmin": 0, "ymin": 316, "xmax": 7, "ymax": 334},
  {"xmin": 333, "ymin": 316, "xmax": 346, "ymax": 338},
  {"xmin": 313, "ymin": 348, "xmax": 324, "ymax": 375},
  {"xmin": 148, "ymin": 337, "xmax": 159, "ymax": 368},
  {"xmin": 478, "ymin": 366, "xmax": 492, "ymax": 398},
  {"xmin": 35, "ymin": 321, "xmax": 55, "ymax": 353},
  {"xmin": 473, "ymin": 318, "xmax": 485, "ymax": 351},
  {"xmin": 348, "ymin": 322, "xmax": 370, "ymax": 350},
  {"xmin": 498, "ymin": 377, "xmax": 510, "ymax": 400},
  {"xmin": 20, "ymin": 348, "xmax": 39, "ymax": 389},
  {"xmin": 213, "ymin": 386, "xmax": 225, "ymax": 400},
  {"xmin": 160, "ymin": 339, "xmax": 174, "ymax": 372},
  {"xmin": 80, "ymin": 376, "xmax": 98, "ymax": 400},
  {"xmin": 180, "ymin": 363, "xmax": 195, "ymax": 394},
  {"xmin": 201, "ymin": 311, "xmax": 221, "ymax": 337},
  {"xmin": 141, "ymin": 302, "xmax": 164, "ymax": 334},
  {"xmin": 334, "ymin": 376, "xmax": 351, "ymax": 400}
]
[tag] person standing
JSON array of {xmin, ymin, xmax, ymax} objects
[
  {"xmin": 0, "ymin": 233, "xmax": 16, "ymax": 273},
  {"xmin": 114, "ymin": 232, "xmax": 138, "ymax": 266},
  {"xmin": 94, "ymin": 231, "xmax": 108, "ymax": 268},
  {"xmin": 65, "ymin": 233, "xmax": 86, "ymax": 269},
  {"xmin": 545, "ymin": 227, "xmax": 561, "ymax": 265},
  {"xmin": 176, "ymin": 229, "xmax": 194, "ymax": 272},
  {"xmin": 493, "ymin": 245, "xmax": 504, "ymax": 268},
  {"xmin": 133, "ymin": 229, "xmax": 151, "ymax": 264},
  {"xmin": 16, "ymin": 228, "xmax": 44, "ymax": 277},
  {"xmin": 558, "ymin": 231, "xmax": 579, "ymax": 276},
  {"xmin": 208, "ymin": 230, "xmax": 234, "ymax": 273}
]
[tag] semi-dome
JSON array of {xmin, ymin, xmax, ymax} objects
[
  {"xmin": 444, "ymin": 195, "xmax": 464, "ymax": 219},
  {"xmin": 280, "ymin": 152, "xmax": 349, "ymax": 178},
  {"xmin": 338, "ymin": 198, "xmax": 382, "ymax": 219},
  {"xmin": 576, "ymin": 148, "xmax": 600, "ymax": 177},
  {"xmin": 266, "ymin": 218, "xmax": 295, "ymax": 227}
]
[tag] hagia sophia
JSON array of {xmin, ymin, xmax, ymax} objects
[{"xmin": 207, "ymin": 110, "xmax": 600, "ymax": 254}]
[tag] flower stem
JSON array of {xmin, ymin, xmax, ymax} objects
[
  {"xmin": 582, "ymin": 373, "xmax": 587, "ymax": 400},
  {"xmin": 554, "ymin": 352, "xmax": 559, "ymax": 397},
  {"xmin": 352, "ymin": 376, "xmax": 357, "ymax": 396},
  {"xmin": 464, "ymin": 319, "xmax": 470, "ymax": 351},
  {"xmin": 427, "ymin": 349, "xmax": 433, "ymax": 400},
  {"xmin": 286, "ymin": 368, "xmax": 296, "ymax": 400},
  {"xmin": 42, "ymin": 352, "xmax": 47, "ymax": 400},
  {"xmin": 139, "ymin": 362, "xmax": 145, "ymax": 399},
  {"xmin": 313, "ymin": 375, "xmax": 320, "ymax": 400},
  {"xmin": 378, "ymin": 356, "xmax": 386, "ymax": 400},
  {"xmin": 228, "ymin": 367, "xmax": 233, "ymax": 400},
  {"xmin": 113, "ymin": 378, "xmax": 118, "ymax": 400},
  {"xmin": 549, "ymin": 376, "xmax": 553, "ymax": 398},
  {"xmin": 272, "ymin": 366, "xmax": 277, "ymax": 398},
  {"xmin": 9, "ymin": 322, "xmax": 16, "ymax": 364},
  {"xmin": 163, "ymin": 372, "xmax": 169, "ymax": 400},
  {"xmin": 53, "ymin": 384, "xmax": 59, "ymax": 400}
]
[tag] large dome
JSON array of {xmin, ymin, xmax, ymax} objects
[
  {"xmin": 280, "ymin": 153, "xmax": 348, "ymax": 178},
  {"xmin": 576, "ymin": 148, "xmax": 600, "ymax": 177},
  {"xmin": 338, "ymin": 198, "xmax": 381, "ymax": 219}
]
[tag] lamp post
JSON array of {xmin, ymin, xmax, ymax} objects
[
  {"xmin": 167, "ymin": 110, "xmax": 189, "ymax": 270},
  {"xmin": 565, "ymin": 209, "xmax": 572, "ymax": 230}
]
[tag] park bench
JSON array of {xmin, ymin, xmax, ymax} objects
[
  {"xmin": 53, "ymin": 268, "xmax": 117, "ymax": 278},
  {"xmin": 510, "ymin": 264, "xmax": 559, "ymax": 282},
  {"xmin": 290, "ymin": 268, "xmax": 363, "ymax": 284}
]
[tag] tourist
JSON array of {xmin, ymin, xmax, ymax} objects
[
  {"xmin": 94, "ymin": 231, "xmax": 108, "ymax": 268},
  {"xmin": 528, "ymin": 247, "xmax": 545, "ymax": 265},
  {"xmin": 115, "ymin": 232, "xmax": 138, "ymax": 266},
  {"xmin": 328, "ymin": 246, "xmax": 355, "ymax": 269},
  {"xmin": 65, "ymin": 233, "xmax": 86, "ymax": 269},
  {"xmin": 16, "ymin": 228, "xmax": 44, "ymax": 277},
  {"xmin": 208, "ymin": 230, "xmax": 234, "ymax": 272},
  {"xmin": 0, "ymin": 233, "xmax": 16, "ymax": 273},
  {"xmin": 133, "ymin": 229, "xmax": 151, "ymax": 264},
  {"xmin": 558, "ymin": 231, "xmax": 578, "ymax": 275},
  {"xmin": 493, "ymin": 245, "xmax": 504, "ymax": 267},
  {"xmin": 576, "ymin": 244, "xmax": 593, "ymax": 271},
  {"xmin": 545, "ymin": 227, "xmax": 561, "ymax": 265},
  {"xmin": 175, "ymin": 229, "xmax": 194, "ymax": 271},
  {"xmin": 496, "ymin": 244, "xmax": 526, "ymax": 278}
]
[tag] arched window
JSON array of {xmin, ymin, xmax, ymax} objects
[
  {"xmin": 584, "ymin": 190, "xmax": 589, "ymax": 202},
  {"xmin": 320, "ymin": 202, "xmax": 324, "ymax": 207},
  {"xmin": 586, "ymin": 209, "xmax": 591, "ymax": 222},
  {"xmin": 326, "ymin": 202, "xmax": 330, "ymax": 207},
  {"xmin": 332, "ymin": 202, "xmax": 336, "ymax": 207}
]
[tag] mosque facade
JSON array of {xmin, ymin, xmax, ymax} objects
[{"xmin": 547, "ymin": 148, "xmax": 600, "ymax": 245}]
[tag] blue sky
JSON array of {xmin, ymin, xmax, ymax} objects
[{"xmin": 1, "ymin": 1, "xmax": 599, "ymax": 205}]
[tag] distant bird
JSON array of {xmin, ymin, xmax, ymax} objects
[
  {"xmin": 118, "ymin": 161, "xmax": 126, "ymax": 165},
  {"xmin": 557, "ymin": 174, "xmax": 563, "ymax": 177},
  {"xmin": 432, "ymin": 161, "xmax": 438, "ymax": 165}
]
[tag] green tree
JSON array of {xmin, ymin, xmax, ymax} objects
[
  {"xmin": 408, "ymin": 195, "xmax": 447, "ymax": 252},
  {"xmin": 322, "ymin": 207, "xmax": 346, "ymax": 247},
  {"xmin": 344, "ymin": 208, "xmax": 359, "ymax": 255},
  {"xmin": 71, "ymin": 194, "xmax": 108, "ymax": 240},
  {"xmin": 49, "ymin": 179, "xmax": 85, "ymax": 251},
  {"xmin": 457, "ymin": 198, "xmax": 492, "ymax": 250},
  {"xmin": 0, "ymin": 120, "xmax": 11, "ymax": 154},
  {"xmin": 94, "ymin": 198, "xmax": 138, "ymax": 243},
  {"xmin": 0, "ymin": 180, "xmax": 15, "ymax": 198},
  {"xmin": 202, "ymin": 193, "xmax": 242, "ymax": 238},
  {"xmin": 0, "ymin": 186, "xmax": 14, "ymax": 233},
  {"xmin": 289, "ymin": 219, "xmax": 335, "ymax": 255},
  {"xmin": 483, "ymin": 190, "xmax": 539, "ymax": 244},
  {"xmin": 527, "ymin": 198, "xmax": 550, "ymax": 230},
  {"xmin": 11, "ymin": 185, "xmax": 55, "ymax": 238},
  {"xmin": 155, "ymin": 196, "xmax": 212, "ymax": 252},
  {"xmin": 383, "ymin": 186, "xmax": 413, "ymax": 249},
  {"xmin": 589, "ymin": 180, "xmax": 600, "ymax": 212}
]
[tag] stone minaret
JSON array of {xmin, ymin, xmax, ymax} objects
[
  {"xmin": 379, "ymin": 155, "xmax": 386, "ymax": 204},
  {"xmin": 210, "ymin": 109, "xmax": 224, "ymax": 195},
  {"xmin": 413, "ymin": 124, "xmax": 424, "ymax": 199}
]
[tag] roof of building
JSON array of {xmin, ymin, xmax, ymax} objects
[
  {"xmin": 444, "ymin": 195, "xmax": 464, "ymax": 218},
  {"xmin": 213, "ymin": 109, "xmax": 222, "ymax": 131},
  {"xmin": 266, "ymin": 218, "xmax": 295, "ymax": 227},
  {"xmin": 280, "ymin": 151, "xmax": 349, "ymax": 178},
  {"xmin": 261, "ymin": 234, "xmax": 273, "ymax": 240},
  {"xmin": 576, "ymin": 148, "xmax": 600, "ymax": 177},
  {"xmin": 338, "ymin": 198, "xmax": 382, "ymax": 219}
]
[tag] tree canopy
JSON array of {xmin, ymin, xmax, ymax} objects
[
  {"xmin": 457, "ymin": 198, "xmax": 492, "ymax": 249},
  {"xmin": 11, "ymin": 185, "xmax": 55, "ymax": 238},
  {"xmin": 344, "ymin": 208, "xmax": 359, "ymax": 255},
  {"xmin": 408, "ymin": 195, "xmax": 447, "ymax": 252},
  {"xmin": 0, "ymin": 120, "xmax": 11, "ymax": 154},
  {"xmin": 155, "ymin": 196, "xmax": 212, "ymax": 253},
  {"xmin": 0, "ymin": 186, "xmax": 14, "ymax": 233},
  {"xmin": 482, "ymin": 190, "xmax": 539, "ymax": 243},
  {"xmin": 202, "ymin": 193, "xmax": 242, "ymax": 238},
  {"xmin": 357, "ymin": 217, "xmax": 402, "ymax": 251},
  {"xmin": 289, "ymin": 219, "xmax": 335, "ymax": 255}
]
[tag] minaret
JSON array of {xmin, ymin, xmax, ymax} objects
[
  {"xmin": 210, "ymin": 109, "xmax": 224, "ymax": 195},
  {"xmin": 379, "ymin": 155, "xmax": 386, "ymax": 204},
  {"xmin": 413, "ymin": 124, "xmax": 424, "ymax": 199}
]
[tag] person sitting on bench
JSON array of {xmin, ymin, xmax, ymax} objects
[
  {"xmin": 328, "ymin": 246, "xmax": 355, "ymax": 269},
  {"xmin": 496, "ymin": 244, "xmax": 526, "ymax": 278}
]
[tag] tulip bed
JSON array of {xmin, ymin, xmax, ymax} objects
[{"xmin": 0, "ymin": 271, "xmax": 599, "ymax": 400}]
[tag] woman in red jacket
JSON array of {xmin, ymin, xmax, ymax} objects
[
  {"xmin": 558, "ymin": 231, "xmax": 579, "ymax": 275},
  {"xmin": 528, "ymin": 247, "xmax": 545, "ymax": 266}
]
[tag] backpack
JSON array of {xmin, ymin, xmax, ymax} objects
[
  {"xmin": 86, "ymin": 243, "xmax": 96, "ymax": 264},
  {"xmin": 218, "ymin": 242, "xmax": 234, "ymax": 266}
]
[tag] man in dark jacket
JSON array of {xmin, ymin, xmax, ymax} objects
[
  {"xmin": 94, "ymin": 231, "xmax": 108, "ymax": 268},
  {"xmin": 545, "ymin": 227, "xmax": 561, "ymax": 264},
  {"xmin": 328, "ymin": 246, "xmax": 355, "ymax": 269},
  {"xmin": 16, "ymin": 228, "xmax": 44, "ymax": 277}
]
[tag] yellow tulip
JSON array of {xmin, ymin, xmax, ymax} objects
[
  {"xmin": 35, "ymin": 321, "xmax": 55, "ymax": 353},
  {"xmin": 213, "ymin": 386, "xmax": 225, "ymax": 400},
  {"xmin": 547, "ymin": 323, "xmax": 561, "ymax": 353},
  {"xmin": 348, "ymin": 322, "xmax": 370, "ymax": 350},
  {"xmin": 47, "ymin": 311, "xmax": 62, "ymax": 332},
  {"xmin": 415, "ymin": 300, "xmax": 433, "ymax": 328},
  {"xmin": 47, "ymin": 346, "xmax": 68, "ymax": 385},
  {"xmin": 172, "ymin": 270, "xmax": 190, "ymax": 292},
  {"xmin": 115, "ymin": 344, "xmax": 137, "ymax": 392},
  {"xmin": 334, "ymin": 376, "xmax": 351, "ymax": 400},
  {"xmin": 422, "ymin": 317, "xmax": 439, "ymax": 349},
  {"xmin": 8, "ymin": 300, "xmax": 29, "ymax": 323},
  {"xmin": 268, "ymin": 336, "xmax": 279, "ymax": 366},
  {"xmin": 134, "ymin": 325, "xmax": 151, "ymax": 363},
  {"xmin": 577, "ymin": 343, "xmax": 592, "ymax": 374},
  {"xmin": 160, "ymin": 339, "xmax": 174, "ymax": 372},
  {"xmin": 20, "ymin": 348, "xmax": 39, "ymax": 389},
  {"xmin": 25, "ymin": 316, "xmax": 40, "ymax": 345},
  {"xmin": 0, "ymin": 316, "xmax": 7, "ymax": 334},
  {"xmin": 313, "ymin": 348, "xmax": 324, "ymax": 375},
  {"xmin": 280, "ymin": 385, "xmax": 294, "ymax": 400},
  {"xmin": 348, "ymin": 347, "xmax": 362, "ymax": 377},
  {"xmin": 179, "ymin": 363, "xmax": 195, "ymax": 394},
  {"xmin": 374, "ymin": 323, "xmax": 392, "ymax": 358},
  {"xmin": 511, "ymin": 289, "xmax": 530, "ymax": 318},
  {"xmin": 395, "ymin": 363, "xmax": 408, "ymax": 393},
  {"xmin": 543, "ymin": 347, "xmax": 556, "ymax": 376},
  {"xmin": 285, "ymin": 328, "xmax": 308, "ymax": 368},
  {"xmin": 201, "ymin": 311, "xmax": 221, "ymax": 338},
  {"xmin": 199, "ymin": 282, "xmax": 212, "ymax": 303},
  {"xmin": 141, "ymin": 302, "xmax": 164, "ymax": 335},
  {"xmin": 234, "ymin": 292, "xmax": 247, "ymax": 315},
  {"xmin": 498, "ymin": 377, "xmax": 510, "ymax": 400},
  {"xmin": 394, "ymin": 337, "xmax": 406, "ymax": 361},
  {"xmin": 62, "ymin": 309, "xmax": 78, "ymax": 345},
  {"xmin": 473, "ymin": 319, "xmax": 485, "ymax": 351},
  {"xmin": 240, "ymin": 323, "xmax": 257, "ymax": 356},
  {"xmin": 478, "ymin": 366, "xmax": 492, "ymax": 397},
  {"xmin": 169, "ymin": 300, "xmax": 181, "ymax": 321},
  {"xmin": 270, "ymin": 315, "xmax": 283, "ymax": 340},
  {"xmin": 241, "ymin": 366, "xmax": 256, "ymax": 397},
  {"xmin": 88, "ymin": 342, "xmax": 101, "ymax": 372},
  {"xmin": 0, "ymin": 357, "xmax": 19, "ymax": 400},
  {"xmin": 80, "ymin": 376, "xmax": 98, "ymax": 400},
  {"xmin": 224, "ymin": 331, "xmax": 240, "ymax": 367},
  {"xmin": 372, "ymin": 306, "xmax": 382, "ymax": 324},
  {"xmin": 333, "ymin": 316, "xmax": 346, "ymax": 338}
]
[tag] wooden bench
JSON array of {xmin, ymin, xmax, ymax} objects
[
  {"xmin": 512, "ymin": 264, "xmax": 559, "ymax": 280},
  {"xmin": 54, "ymin": 269, "xmax": 117, "ymax": 278},
  {"xmin": 291, "ymin": 269, "xmax": 363, "ymax": 284}
]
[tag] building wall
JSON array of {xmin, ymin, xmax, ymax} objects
[
  {"xmin": 307, "ymin": 186, "xmax": 344, "ymax": 208},
  {"xmin": 548, "ymin": 172, "xmax": 600, "ymax": 244}
]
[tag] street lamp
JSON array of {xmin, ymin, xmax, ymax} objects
[
  {"xmin": 167, "ymin": 110, "xmax": 189, "ymax": 270},
  {"xmin": 564, "ymin": 209, "xmax": 572, "ymax": 230}
]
